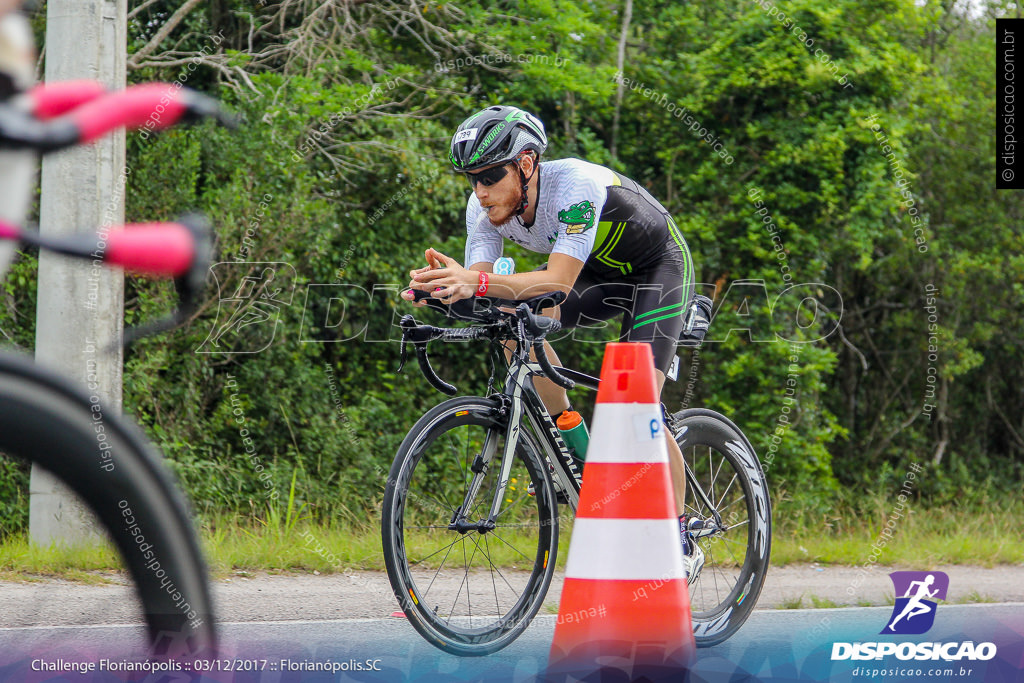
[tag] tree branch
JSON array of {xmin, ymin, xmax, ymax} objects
[
  {"xmin": 128, "ymin": 0, "xmax": 204, "ymax": 69},
  {"xmin": 610, "ymin": 0, "xmax": 633, "ymax": 162}
]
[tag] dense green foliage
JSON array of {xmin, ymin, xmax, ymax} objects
[{"xmin": 1, "ymin": 0, "xmax": 1021, "ymax": 536}]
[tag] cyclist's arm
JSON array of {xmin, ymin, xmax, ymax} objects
[
  {"xmin": 472, "ymin": 253, "xmax": 583, "ymax": 300},
  {"xmin": 409, "ymin": 251, "xmax": 583, "ymax": 303}
]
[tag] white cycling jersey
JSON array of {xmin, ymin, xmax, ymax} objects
[{"xmin": 464, "ymin": 158, "xmax": 616, "ymax": 267}]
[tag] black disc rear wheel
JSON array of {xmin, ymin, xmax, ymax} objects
[{"xmin": 672, "ymin": 408, "xmax": 772, "ymax": 647}]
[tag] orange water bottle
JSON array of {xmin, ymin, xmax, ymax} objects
[{"xmin": 557, "ymin": 410, "xmax": 590, "ymax": 461}]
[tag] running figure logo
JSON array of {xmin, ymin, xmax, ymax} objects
[
  {"xmin": 881, "ymin": 571, "xmax": 949, "ymax": 635},
  {"xmin": 197, "ymin": 262, "xmax": 296, "ymax": 354}
]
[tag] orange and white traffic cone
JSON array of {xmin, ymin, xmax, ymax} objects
[{"xmin": 545, "ymin": 342, "xmax": 695, "ymax": 681}]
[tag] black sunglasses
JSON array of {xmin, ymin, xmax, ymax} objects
[{"xmin": 465, "ymin": 163, "xmax": 512, "ymax": 188}]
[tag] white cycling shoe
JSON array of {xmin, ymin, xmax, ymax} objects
[
  {"xmin": 681, "ymin": 516, "xmax": 707, "ymax": 583},
  {"xmin": 684, "ymin": 542, "xmax": 705, "ymax": 584}
]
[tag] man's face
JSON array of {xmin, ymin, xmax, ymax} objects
[{"xmin": 470, "ymin": 161, "xmax": 523, "ymax": 227}]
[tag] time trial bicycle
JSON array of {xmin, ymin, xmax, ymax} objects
[{"xmin": 381, "ymin": 289, "xmax": 772, "ymax": 656}]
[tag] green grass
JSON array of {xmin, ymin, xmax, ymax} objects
[
  {"xmin": 780, "ymin": 596, "xmax": 804, "ymax": 609},
  {"xmin": 779, "ymin": 595, "xmax": 843, "ymax": 609},
  {"xmin": 0, "ymin": 534, "xmax": 122, "ymax": 581},
  {"xmin": 770, "ymin": 496, "xmax": 1024, "ymax": 567},
  {"xmin": 809, "ymin": 595, "xmax": 841, "ymax": 609},
  {"xmin": 0, "ymin": 501, "xmax": 1021, "ymax": 581},
  {"xmin": 953, "ymin": 590, "xmax": 996, "ymax": 604}
]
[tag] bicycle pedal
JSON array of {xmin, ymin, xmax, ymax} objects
[{"xmin": 688, "ymin": 518, "xmax": 719, "ymax": 539}]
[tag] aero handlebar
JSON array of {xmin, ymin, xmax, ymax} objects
[{"xmin": 401, "ymin": 288, "xmax": 575, "ymax": 392}]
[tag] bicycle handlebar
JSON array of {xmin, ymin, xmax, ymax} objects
[
  {"xmin": 0, "ymin": 217, "xmax": 203, "ymax": 277},
  {"xmin": 24, "ymin": 80, "xmax": 108, "ymax": 119},
  {"xmin": 0, "ymin": 214, "xmax": 212, "ymax": 346},
  {"xmin": 400, "ymin": 289, "xmax": 574, "ymax": 393},
  {"xmin": 515, "ymin": 304, "xmax": 575, "ymax": 391},
  {"xmin": 0, "ymin": 82, "xmax": 236, "ymax": 153},
  {"xmin": 399, "ymin": 316, "xmax": 459, "ymax": 395}
]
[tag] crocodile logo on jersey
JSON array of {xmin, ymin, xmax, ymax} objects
[{"xmin": 558, "ymin": 200, "xmax": 596, "ymax": 234}]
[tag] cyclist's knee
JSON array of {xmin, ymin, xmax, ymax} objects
[{"xmin": 540, "ymin": 305, "xmax": 561, "ymax": 321}]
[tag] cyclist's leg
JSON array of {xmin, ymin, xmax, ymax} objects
[
  {"xmin": 655, "ymin": 368, "xmax": 687, "ymax": 515},
  {"xmin": 511, "ymin": 268, "xmax": 631, "ymax": 416},
  {"xmin": 620, "ymin": 251, "xmax": 695, "ymax": 516}
]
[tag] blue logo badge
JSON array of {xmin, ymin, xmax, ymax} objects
[{"xmin": 881, "ymin": 571, "xmax": 949, "ymax": 635}]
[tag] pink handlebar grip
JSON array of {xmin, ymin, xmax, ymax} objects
[
  {"xmin": 27, "ymin": 81, "xmax": 108, "ymax": 120},
  {"xmin": 105, "ymin": 223, "xmax": 195, "ymax": 277},
  {"xmin": 0, "ymin": 220, "xmax": 20, "ymax": 241},
  {"xmin": 73, "ymin": 83, "xmax": 189, "ymax": 143}
]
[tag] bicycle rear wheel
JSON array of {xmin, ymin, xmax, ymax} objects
[
  {"xmin": 381, "ymin": 396, "xmax": 558, "ymax": 656},
  {"xmin": 0, "ymin": 353, "xmax": 216, "ymax": 656},
  {"xmin": 672, "ymin": 408, "xmax": 771, "ymax": 647}
]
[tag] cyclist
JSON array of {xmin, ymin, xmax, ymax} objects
[{"xmin": 401, "ymin": 105, "xmax": 708, "ymax": 578}]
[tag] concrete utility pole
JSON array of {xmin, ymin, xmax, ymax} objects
[{"xmin": 30, "ymin": 0, "xmax": 127, "ymax": 545}]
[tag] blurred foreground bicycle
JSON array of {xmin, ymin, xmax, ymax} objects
[{"xmin": 0, "ymin": 76, "xmax": 231, "ymax": 655}]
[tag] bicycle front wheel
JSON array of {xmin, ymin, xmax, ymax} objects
[
  {"xmin": 672, "ymin": 408, "xmax": 772, "ymax": 647},
  {"xmin": 0, "ymin": 353, "xmax": 216, "ymax": 656},
  {"xmin": 381, "ymin": 396, "xmax": 558, "ymax": 656}
]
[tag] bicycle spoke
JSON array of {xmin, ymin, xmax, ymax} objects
[
  {"xmin": 718, "ymin": 532, "xmax": 745, "ymax": 568},
  {"xmin": 485, "ymin": 535, "xmax": 501, "ymax": 619},
  {"xmin": 709, "ymin": 450, "xmax": 725, "ymax": 497},
  {"xmin": 717, "ymin": 472, "xmax": 739, "ymax": 508},
  {"xmin": 420, "ymin": 535, "xmax": 464, "ymax": 599},
  {"xmin": 494, "ymin": 482, "xmax": 532, "ymax": 521},
  {"xmin": 486, "ymin": 528, "xmax": 536, "ymax": 564},
  {"xmin": 444, "ymin": 536, "xmax": 477, "ymax": 624},
  {"xmin": 706, "ymin": 446, "xmax": 714, "ymax": 507},
  {"xmin": 409, "ymin": 534, "xmax": 463, "ymax": 568},
  {"xmin": 414, "ymin": 488, "xmax": 459, "ymax": 519},
  {"xmin": 465, "ymin": 530, "xmax": 523, "ymax": 598},
  {"xmin": 715, "ymin": 494, "xmax": 747, "ymax": 517},
  {"xmin": 707, "ymin": 541, "xmax": 722, "ymax": 601}
]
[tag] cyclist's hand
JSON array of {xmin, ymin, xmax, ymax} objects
[
  {"xmin": 404, "ymin": 248, "xmax": 448, "ymax": 306},
  {"xmin": 411, "ymin": 250, "xmax": 475, "ymax": 304},
  {"xmin": 408, "ymin": 250, "xmax": 439, "ymax": 279},
  {"xmin": 401, "ymin": 288, "xmax": 428, "ymax": 306}
]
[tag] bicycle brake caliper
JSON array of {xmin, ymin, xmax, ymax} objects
[{"xmin": 487, "ymin": 394, "xmax": 513, "ymax": 422}]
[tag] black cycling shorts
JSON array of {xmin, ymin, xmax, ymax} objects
[{"xmin": 556, "ymin": 243, "xmax": 694, "ymax": 376}]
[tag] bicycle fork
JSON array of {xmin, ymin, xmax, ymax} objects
[
  {"xmin": 447, "ymin": 358, "xmax": 579, "ymax": 533},
  {"xmin": 447, "ymin": 369, "xmax": 532, "ymax": 534}
]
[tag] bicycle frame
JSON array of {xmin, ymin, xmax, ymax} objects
[
  {"xmin": 443, "ymin": 329, "xmax": 720, "ymax": 532},
  {"xmin": 446, "ymin": 342, "xmax": 579, "ymax": 532}
]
